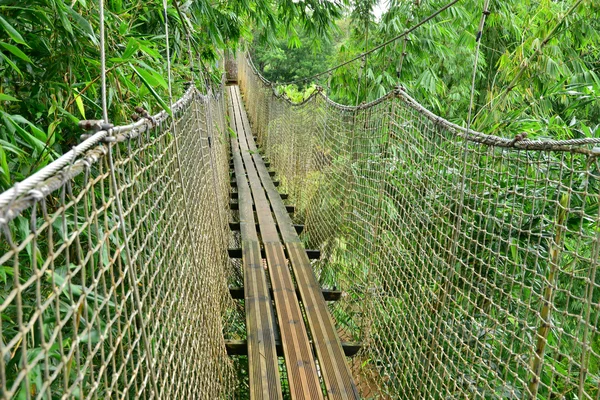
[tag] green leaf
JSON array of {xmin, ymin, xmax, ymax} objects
[
  {"xmin": 0, "ymin": 146, "xmax": 9, "ymax": 186},
  {"xmin": 0, "ymin": 139, "xmax": 26, "ymax": 157},
  {"xmin": 0, "ymin": 51, "xmax": 23, "ymax": 77},
  {"xmin": 56, "ymin": 1, "xmax": 74, "ymax": 35},
  {"xmin": 10, "ymin": 114, "xmax": 46, "ymax": 141},
  {"xmin": 130, "ymin": 63, "xmax": 171, "ymax": 116},
  {"xmin": 1, "ymin": 112, "xmax": 46, "ymax": 153},
  {"xmin": 122, "ymin": 38, "xmax": 140, "ymax": 60},
  {"xmin": 65, "ymin": 6, "xmax": 98, "ymax": 45},
  {"xmin": 138, "ymin": 41, "xmax": 161, "ymax": 60},
  {"xmin": 0, "ymin": 94, "xmax": 20, "ymax": 102},
  {"xmin": 73, "ymin": 89, "xmax": 86, "ymax": 119},
  {"xmin": 133, "ymin": 61, "xmax": 162, "ymax": 87},
  {"xmin": 0, "ymin": 42, "xmax": 32, "ymax": 63},
  {"xmin": 0, "ymin": 16, "xmax": 27, "ymax": 46},
  {"xmin": 118, "ymin": 21, "xmax": 128, "ymax": 35},
  {"xmin": 47, "ymin": 120, "xmax": 61, "ymax": 146}
]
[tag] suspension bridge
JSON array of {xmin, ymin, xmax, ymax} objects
[{"xmin": 1, "ymin": 5, "xmax": 600, "ymax": 396}]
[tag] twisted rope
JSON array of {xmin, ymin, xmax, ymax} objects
[
  {"xmin": 97, "ymin": 3, "xmax": 159, "ymax": 396},
  {"xmin": 243, "ymin": 54, "xmax": 600, "ymax": 153}
]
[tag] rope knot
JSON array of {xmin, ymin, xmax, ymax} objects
[
  {"xmin": 80, "ymin": 158, "xmax": 92, "ymax": 168},
  {"xmin": 509, "ymin": 132, "xmax": 528, "ymax": 147},
  {"xmin": 78, "ymin": 119, "xmax": 113, "ymax": 132},
  {"xmin": 79, "ymin": 120, "xmax": 113, "ymax": 141},
  {"xmin": 134, "ymin": 107, "xmax": 151, "ymax": 119},
  {"xmin": 28, "ymin": 189, "xmax": 45, "ymax": 202}
]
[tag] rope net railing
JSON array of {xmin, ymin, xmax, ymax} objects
[
  {"xmin": 0, "ymin": 84, "xmax": 235, "ymax": 399},
  {"xmin": 239, "ymin": 54, "xmax": 600, "ymax": 399}
]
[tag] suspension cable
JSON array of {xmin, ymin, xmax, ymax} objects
[
  {"xmin": 426, "ymin": 0, "xmax": 491, "ymax": 374},
  {"xmin": 473, "ymin": 0, "xmax": 584, "ymax": 122},
  {"xmin": 160, "ymin": 0, "xmax": 218, "ymax": 302},
  {"xmin": 466, "ymin": 0, "xmax": 490, "ymax": 131},
  {"xmin": 162, "ymin": 0, "xmax": 174, "ymax": 103},
  {"xmin": 98, "ymin": 0, "xmax": 160, "ymax": 396},
  {"xmin": 279, "ymin": 0, "xmax": 461, "ymax": 86},
  {"xmin": 99, "ymin": 0, "xmax": 108, "ymax": 123}
]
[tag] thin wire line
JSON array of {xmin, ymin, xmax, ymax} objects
[
  {"xmin": 99, "ymin": 0, "xmax": 108, "ymax": 122},
  {"xmin": 427, "ymin": 0, "xmax": 491, "ymax": 373},
  {"xmin": 466, "ymin": 0, "xmax": 490, "ymax": 131},
  {"xmin": 472, "ymin": 0, "xmax": 584, "ymax": 121},
  {"xmin": 163, "ymin": 0, "xmax": 174, "ymax": 103},
  {"xmin": 99, "ymin": 1, "xmax": 159, "ymax": 396},
  {"xmin": 280, "ymin": 0, "xmax": 461, "ymax": 86},
  {"xmin": 161, "ymin": 0, "xmax": 215, "ymax": 325}
]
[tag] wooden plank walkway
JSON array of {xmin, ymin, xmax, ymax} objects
[
  {"xmin": 227, "ymin": 90, "xmax": 282, "ymax": 400},
  {"xmin": 227, "ymin": 85, "xmax": 360, "ymax": 399}
]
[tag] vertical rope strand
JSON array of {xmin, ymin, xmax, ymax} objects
[
  {"xmin": 426, "ymin": 0, "xmax": 491, "ymax": 380},
  {"xmin": 466, "ymin": 0, "xmax": 490, "ymax": 132},
  {"xmin": 444, "ymin": 0, "xmax": 491, "ymax": 304},
  {"xmin": 160, "ymin": 0, "xmax": 203, "ymax": 260},
  {"xmin": 160, "ymin": 1, "xmax": 217, "ymax": 323},
  {"xmin": 162, "ymin": 0, "xmax": 174, "ymax": 103},
  {"xmin": 99, "ymin": 0, "xmax": 108, "ymax": 123},
  {"xmin": 397, "ymin": 35, "xmax": 409, "ymax": 80},
  {"xmin": 99, "ymin": 0, "xmax": 159, "ymax": 396}
]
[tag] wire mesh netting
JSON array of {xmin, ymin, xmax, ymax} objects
[
  {"xmin": 0, "ymin": 85, "xmax": 235, "ymax": 399},
  {"xmin": 239, "ymin": 54, "xmax": 600, "ymax": 399}
]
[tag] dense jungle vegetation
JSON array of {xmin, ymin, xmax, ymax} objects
[
  {"xmin": 0, "ymin": 0, "xmax": 340, "ymax": 189},
  {"xmin": 252, "ymin": 0, "xmax": 600, "ymax": 139},
  {"xmin": 2, "ymin": 0, "xmax": 598, "ymax": 186},
  {"xmin": 248, "ymin": 1, "xmax": 600, "ymax": 398},
  {"xmin": 1, "ymin": 0, "xmax": 600, "ymax": 399}
]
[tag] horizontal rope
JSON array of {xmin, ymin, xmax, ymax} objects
[
  {"xmin": 0, "ymin": 85, "xmax": 202, "ymax": 211},
  {"xmin": 244, "ymin": 53, "xmax": 600, "ymax": 152}
]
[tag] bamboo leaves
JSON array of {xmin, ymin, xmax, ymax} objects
[
  {"xmin": 0, "ymin": 15, "xmax": 27, "ymax": 46},
  {"xmin": 130, "ymin": 64, "xmax": 171, "ymax": 116},
  {"xmin": 0, "ymin": 42, "xmax": 31, "ymax": 63}
]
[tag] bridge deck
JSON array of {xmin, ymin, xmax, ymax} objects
[
  {"xmin": 227, "ymin": 87, "xmax": 282, "ymax": 399},
  {"xmin": 227, "ymin": 85, "xmax": 359, "ymax": 399}
]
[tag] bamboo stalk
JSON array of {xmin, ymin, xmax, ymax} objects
[{"xmin": 528, "ymin": 193, "xmax": 569, "ymax": 398}]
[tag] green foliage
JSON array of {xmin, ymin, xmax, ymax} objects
[
  {"xmin": 246, "ymin": 2, "xmax": 600, "ymax": 396},
  {"xmin": 251, "ymin": 28, "xmax": 335, "ymax": 89},
  {"xmin": 263, "ymin": 0, "xmax": 599, "ymax": 138},
  {"xmin": 0, "ymin": 0, "xmax": 342, "ymax": 191}
]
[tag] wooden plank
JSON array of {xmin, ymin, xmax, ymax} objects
[
  {"xmin": 235, "ymin": 87, "xmax": 360, "ymax": 400},
  {"xmin": 229, "ymin": 287, "xmax": 343, "ymax": 301},
  {"xmin": 232, "ymin": 192, "xmax": 289, "ymax": 200},
  {"xmin": 228, "ymin": 248, "xmax": 320, "ymax": 259},
  {"xmin": 229, "ymin": 222, "xmax": 302, "ymax": 233},
  {"xmin": 231, "ymin": 86, "xmax": 324, "ymax": 400},
  {"xmin": 225, "ymin": 340, "xmax": 362, "ymax": 357},
  {"xmin": 227, "ymin": 87, "xmax": 282, "ymax": 400},
  {"xmin": 229, "ymin": 202, "xmax": 295, "ymax": 213}
]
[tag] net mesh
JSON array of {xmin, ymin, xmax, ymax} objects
[
  {"xmin": 239, "ymin": 54, "xmax": 600, "ymax": 399},
  {"xmin": 0, "ymin": 85, "xmax": 235, "ymax": 399}
]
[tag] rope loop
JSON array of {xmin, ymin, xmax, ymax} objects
[{"xmin": 28, "ymin": 189, "xmax": 45, "ymax": 202}]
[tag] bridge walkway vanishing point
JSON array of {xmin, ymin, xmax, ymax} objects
[{"xmin": 226, "ymin": 84, "xmax": 360, "ymax": 399}]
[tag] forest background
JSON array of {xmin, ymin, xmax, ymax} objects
[
  {"xmin": 1, "ymin": 1, "xmax": 600, "ymax": 398},
  {"xmin": 1, "ymin": 0, "xmax": 599, "ymax": 192}
]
